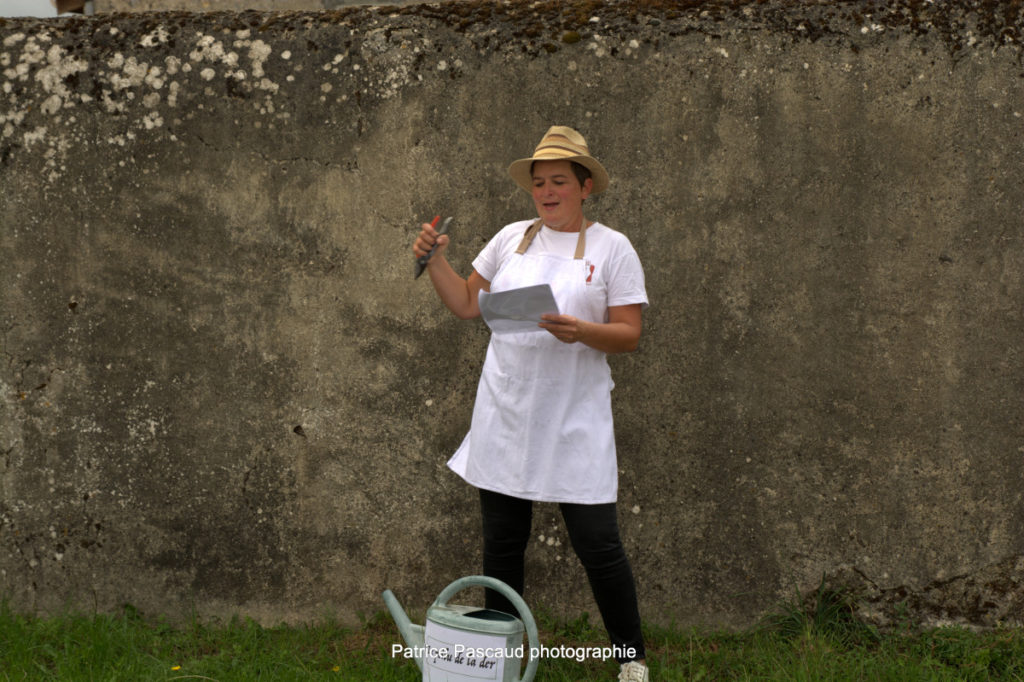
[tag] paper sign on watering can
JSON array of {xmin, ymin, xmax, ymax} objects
[{"xmin": 383, "ymin": 575, "xmax": 539, "ymax": 682}]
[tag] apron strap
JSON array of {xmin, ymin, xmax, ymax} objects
[
  {"xmin": 573, "ymin": 220, "xmax": 587, "ymax": 260},
  {"xmin": 515, "ymin": 217, "xmax": 588, "ymax": 259},
  {"xmin": 515, "ymin": 219, "xmax": 544, "ymax": 255}
]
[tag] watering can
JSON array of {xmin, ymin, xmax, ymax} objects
[{"xmin": 383, "ymin": 575, "xmax": 539, "ymax": 682}]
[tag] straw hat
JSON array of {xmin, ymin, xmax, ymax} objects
[{"xmin": 508, "ymin": 126, "xmax": 610, "ymax": 195}]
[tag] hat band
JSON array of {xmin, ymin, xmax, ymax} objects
[{"xmin": 532, "ymin": 145, "xmax": 589, "ymax": 159}]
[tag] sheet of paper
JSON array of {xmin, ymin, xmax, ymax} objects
[{"xmin": 478, "ymin": 283, "xmax": 560, "ymax": 334}]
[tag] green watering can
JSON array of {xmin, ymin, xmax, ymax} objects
[{"xmin": 383, "ymin": 575, "xmax": 539, "ymax": 681}]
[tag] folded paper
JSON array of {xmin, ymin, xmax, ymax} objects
[{"xmin": 478, "ymin": 284, "xmax": 560, "ymax": 334}]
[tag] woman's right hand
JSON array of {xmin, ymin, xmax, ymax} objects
[
  {"xmin": 411, "ymin": 218, "xmax": 489, "ymax": 320},
  {"xmin": 413, "ymin": 221, "xmax": 450, "ymax": 261}
]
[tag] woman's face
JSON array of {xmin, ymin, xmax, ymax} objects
[{"xmin": 531, "ymin": 160, "xmax": 593, "ymax": 231}]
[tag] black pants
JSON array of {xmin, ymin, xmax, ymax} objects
[{"xmin": 479, "ymin": 488, "xmax": 646, "ymax": 663}]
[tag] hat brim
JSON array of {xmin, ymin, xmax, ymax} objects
[{"xmin": 508, "ymin": 155, "xmax": 610, "ymax": 195}]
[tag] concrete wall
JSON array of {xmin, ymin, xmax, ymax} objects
[
  {"xmin": 2, "ymin": 0, "xmax": 1022, "ymax": 629},
  {"xmin": 95, "ymin": 0, "xmax": 426, "ymax": 11}
]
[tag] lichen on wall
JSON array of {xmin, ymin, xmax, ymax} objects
[{"xmin": 1, "ymin": 8, "xmax": 450, "ymax": 187}]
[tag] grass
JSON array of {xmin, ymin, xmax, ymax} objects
[{"xmin": 3, "ymin": 588, "xmax": 1024, "ymax": 681}]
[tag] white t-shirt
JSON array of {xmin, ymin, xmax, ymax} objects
[{"xmin": 473, "ymin": 220, "xmax": 648, "ymax": 315}]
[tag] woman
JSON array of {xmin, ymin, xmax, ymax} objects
[{"xmin": 413, "ymin": 126, "xmax": 650, "ymax": 682}]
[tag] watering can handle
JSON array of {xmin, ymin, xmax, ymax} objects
[{"xmin": 433, "ymin": 575, "xmax": 540, "ymax": 682}]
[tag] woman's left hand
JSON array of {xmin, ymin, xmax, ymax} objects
[
  {"xmin": 539, "ymin": 305, "xmax": 643, "ymax": 354},
  {"xmin": 539, "ymin": 314, "xmax": 587, "ymax": 344}
]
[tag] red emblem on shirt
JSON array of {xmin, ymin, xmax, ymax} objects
[{"xmin": 586, "ymin": 261, "xmax": 595, "ymax": 285}]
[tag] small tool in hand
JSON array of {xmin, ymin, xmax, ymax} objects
[{"xmin": 415, "ymin": 215, "xmax": 453, "ymax": 279}]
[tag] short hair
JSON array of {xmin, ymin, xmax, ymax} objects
[{"xmin": 530, "ymin": 161, "xmax": 592, "ymax": 188}]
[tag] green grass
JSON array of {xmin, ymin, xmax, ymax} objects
[{"xmin": 3, "ymin": 595, "xmax": 1024, "ymax": 681}]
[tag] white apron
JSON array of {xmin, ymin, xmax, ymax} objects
[{"xmin": 448, "ymin": 222, "xmax": 618, "ymax": 503}]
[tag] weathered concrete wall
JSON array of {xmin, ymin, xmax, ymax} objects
[
  {"xmin": 95, "ymin": 0, "xmax": 429, "ymax": 11},
  {"xmin": 2, "ymin": 0, "xmax": 1023, "ymax": 629}
]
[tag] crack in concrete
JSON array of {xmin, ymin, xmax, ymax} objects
[{"xmin": 186, "ymin": 127, "xmax": 351, "ymax": 170}]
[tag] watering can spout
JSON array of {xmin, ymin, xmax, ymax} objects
[{"xmin": 382, "ymin": 589, "xmax": 425, "ymax": 670}]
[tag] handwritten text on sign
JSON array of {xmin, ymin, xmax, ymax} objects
[{"xmin": 422, "ymin": 620, "xmax": 520, "ymax": 680}]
